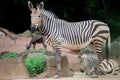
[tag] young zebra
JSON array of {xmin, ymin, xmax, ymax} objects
[
  {"xmin": 100, "ymin": 59, "xmax": 120, "ymax": 75},
  {"xmin": 79, "ymin": 50, "xmax": 120, "ymax": 77},
  {"xmin": 26, "ymin": 35, "xmax": 47, "ymax": 50},
  {"xmin": 79, "ymin": 50, "xmax": 99, "ymax": 77}
]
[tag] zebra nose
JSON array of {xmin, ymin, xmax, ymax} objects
[
  {"xmin": 80, "ymin": 69, "xmax": 84, "ymax": 73},
  {"xmin": 30, "ymin": 26, "xmax": 37, "ymax": 33}
]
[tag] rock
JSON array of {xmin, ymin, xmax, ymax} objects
[
  {"xmin": 70, "ymin": 61, "xmax": 81, "ymax": 72},
  {"xmin": 110, "ymin": 38, "xmax": 120, "ymax": 58},
  {"xmin": 0, "ymin": 57, "xmax": 29, "ymax": 79},
  {"xmin": 109, "ymin": 37, "xmax": 120, "ymax": 66},
  {"xmin": 37, "ymin": 55, "xmax": 74, "ymax": 78},
  {"xmin": 18, "ymin": 30, "xmax": 32, "ymax": 37},
  {"xmin": 32, "ymin": 31, "xmax": 41, "ymax": 35},
  {"xmin": 26, "ymin": 53, "xmax": 42, "ymax": 59}
]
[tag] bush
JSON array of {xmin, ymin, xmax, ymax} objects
[
  {"xmin": 25, "ymin": 53, "xmax": 46, "ymax": 77},
  {"xmin": 0, "ymin": 52, "xmax": 19, "ymax": 59}
]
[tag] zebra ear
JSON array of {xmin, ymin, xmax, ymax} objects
[
  {"xmin": 28, "ymin": 1, "xmax": 34, "ymax": 11},
  {"xmin": 78, "ymin": 55, "xmax": 82, "ymax": 60},
  {"xmin": 78, "ymin": 55, "xmax": 84, "ymax": 63},
  {"xmin": 38, "ymin": 1, "xmax": 44, "ymax": 9}
]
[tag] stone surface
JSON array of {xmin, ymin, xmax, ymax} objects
[
  {"xmin": 0, "ymin": 36, "xmax": 120, "ymax": 80},
  {"xmin": 37, "ymin": 55, "xmax": 74, "ymax": 78},
  {"xmin": 26, "ymin": 53, "xmax": 42, "ymax": 59},
  {"xmin": 110, "ymin": 37, "xmax": 120, "ymax": 65},
  {"xmin": 110, "ymin": 37, "xmax": 120, "ymax": 58},
  {"xmin": 0, "ymin": 57, "xmax": 29, "ymax": 79}
]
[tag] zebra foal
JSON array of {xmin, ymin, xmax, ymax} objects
[
  {"xmin": 26, "ymin": 35, "xmax": 47, "ymax": 50},
  {"xmin": 28, "ymin": 1, "xmax": 111, "ymax": 78},
  {"xmin": 79, "ymin": 50, "xmax": 120, "ymax": 77}
]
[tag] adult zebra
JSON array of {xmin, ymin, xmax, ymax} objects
[{"xmin": 28, "ymin": 1, "xmax": 111, "ymax": 78}]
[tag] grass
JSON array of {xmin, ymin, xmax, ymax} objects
[
  {"xmin": 0, "ymin": 52, "xmax": 19, "ymax": 59},
  {"xmin": 25, "ymin": 53, "xmax": 46, "ymax": 77}
]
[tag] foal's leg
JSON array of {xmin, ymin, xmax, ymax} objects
[
  {"xmin": 90, "ymin": 39, "xmax": 104, "ymax": 78},
  {"xmin": 42, "ymin": 43, "xmax": 47, "ymax": 50},
  {"xmin": 26, "ymin": 42, "xmax": 32, "ymax": 49},
  {"xmin": 33, "ymin": 43, "xmax": 36, "ymax": 49}
]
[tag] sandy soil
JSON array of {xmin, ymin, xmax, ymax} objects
[{"xmin": 0, "ymin": 36, "xmax": 120, "ymax": 80}]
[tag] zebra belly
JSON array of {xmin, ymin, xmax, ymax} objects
[{"xmin": 61, "ymin": 40, "xmax": 91, "ymax": 50}]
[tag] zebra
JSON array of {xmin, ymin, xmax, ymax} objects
[
  {"xmin": 79, "ymin": 50, "xmax": 120, "ymax": 77},
  {"xmin": 26, "ymin": 35, "xmax": 47, "ymax": 50},
  {"xmin": 78, "ymin": 50, "xmax": 99, "ymax": 77},
  {"xmin": 28, "ymin": 1, "xmax": 111, "ymax": 78},
  {"xmin": 100, "ymin": 59, "xmax": 120, "ymax": 75}
]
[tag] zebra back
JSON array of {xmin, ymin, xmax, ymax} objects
[
  {"xmin": 100, "ymin": 59, "xmax": 120, "ymax": 74},
  {"xmin": 41, "ymin": 9, "xmax": 58, "ymax": 18}
]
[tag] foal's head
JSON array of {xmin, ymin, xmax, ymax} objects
[{"xmin": 28, "ymin": 1, "xmax": 44, "ymax": 32}]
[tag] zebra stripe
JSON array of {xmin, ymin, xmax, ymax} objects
[
  {"xmin": 100, "ymin": 59, "xmax": 120, "ymax": 75},
  {"xmin": 28, "ymin": 1, "xmax": 111, "ymax": 78},
  {"xmin": 79, "ymin": 50, "xmax": 98, "ymax": 75},
  {"xmin": 79, "ymin": 50, "xmax": 120, "ymax": 75}
]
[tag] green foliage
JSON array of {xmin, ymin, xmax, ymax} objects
[
  {"xmin": 0, "ymin": 15, "xmax": 3, "ymax": 19},
  {"xmin": 0, "ymin": 0, "xmax": 120, "ymax": 40},
  {"xmin": 108, "ymin": 18, "xmax": 120, "ymax": 41},
  {"xmin": 0, "ymin": 52, "xmax": 19, "ymax": 59},
  {"xmin": 25, "ymin": 53, "xmax": 46, "ymax": 77},
  {"xmin": 85, "ymin": 0, "xmax": 99, "ymax": 14},
  {"xmin": 85, "ymin": 0, "xmax": 105, "ymax": 19},
  {"xmin": 14, "ymin": 0, "xmax": 29, "ymax": 5},
  {"xmin": 42, "ymin": 0, "xmax": 47, "ymax": 3}
]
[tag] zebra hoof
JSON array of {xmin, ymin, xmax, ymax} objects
[
  {"xmin": 91, "ymin": 74, "xmax": 98, "ymax": 78},
  {"xmin": 86, "ymin": 72, "xmax": 92, "ymax": 75},
  {"xmin": 54, "ymin": 75, "xmax": 59, "ymax": 78},
  {"xmin": 112, "ymin": 73, "xmax": 118, "ymax": 75}
]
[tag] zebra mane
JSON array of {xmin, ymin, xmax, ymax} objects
[
  {"xmin": 82, "ymin": 50, "xmax": 97, "ymax": 57},
  {"xmin": 41, "ymin": 9, "xmax": 58, "ymax": 18}
]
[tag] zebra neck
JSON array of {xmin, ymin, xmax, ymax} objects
[{"xmin": 40, "ymin": 15, "xmax": 55, "ymax": 38}]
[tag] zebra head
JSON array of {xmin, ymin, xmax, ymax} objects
[
  {"xmin": 28, "ymin": 1, "xmax": 44, "ymax": 33},
  {"xmin": 78, "ymin": 55, "xmax": 86, "ymax": 72}
]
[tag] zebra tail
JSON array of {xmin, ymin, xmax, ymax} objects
[{"xmin": 105, "ymin": 35, "xmax": 110, "ymax": 61}]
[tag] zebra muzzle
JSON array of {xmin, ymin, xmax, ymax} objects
[
  {"xmin": 80, "ymin": 69, "xmax": 85, "ymax": 73},
  {"xmin": 30, "ymin": 26, "xmax": 37, "ymax": 33}
]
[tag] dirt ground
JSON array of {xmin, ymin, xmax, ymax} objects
[{"xmin": 0, "ymin": 36, "xmax": 120, "ymax": 80}]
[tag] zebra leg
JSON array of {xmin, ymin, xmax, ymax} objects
[
  {"xmin": 52, "ymin": 42, "xmax": 61, "ymax": 78},
  {"xmin": 42, "ymin": 43, "xmax": 47, "ymax": 51},
  {"xmin": 33, "ymin": 43, "xmax": 36, "ymax": 49},
  {"xmin": 94, "ymin": 41, "xmax": 104, "ymax": 77},
  {"xmin": 26, "ymin": 42, "xmax": 31, "ymax": 49},
  {"xmin": 85, "ymin": 67, "xmax": 93, "ymax": 75}
]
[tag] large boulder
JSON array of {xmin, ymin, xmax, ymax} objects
[
  {"xmin": 0, "ymin": 57, "xmax": 29, "ymax": 79},
  {"xmin": 17, "ymin": 30, "xmax": 32, "ymax": 37},
  {"xmin": 110, "ymin": 37, "xmax": 120, "ymax": 65},
  {"xmin": 23, "ymin": 49, "xmax": 74, "ymax": 78},
  {"xmin": 37, "ymin": 55, "xmax": 74, "ymax": 78},
  {"xmin": 26, "ymin": 53, "xmax": 42, "ymax": 59},
  {"xmin": 110, "ymin": 37, "xmax": 120, "ymax": 58}
]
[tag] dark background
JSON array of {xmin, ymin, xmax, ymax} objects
[{"xmin": 0, "ymin": 0, "xmax": 120, "ymax": 40}]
